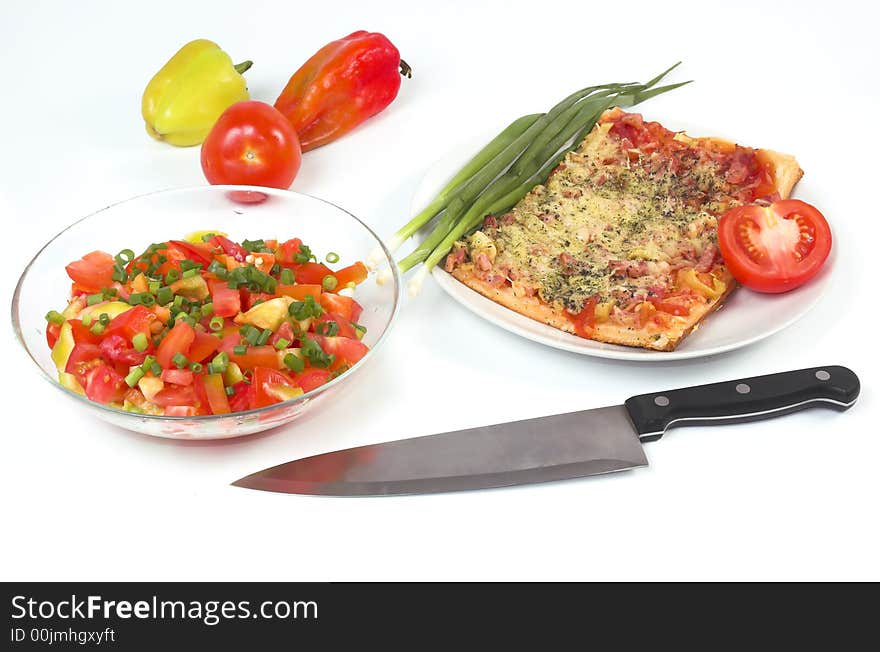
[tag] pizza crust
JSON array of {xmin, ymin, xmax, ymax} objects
[{"xmin": 452, "ymin": 264, "xmax": 737, "ymax": 351}]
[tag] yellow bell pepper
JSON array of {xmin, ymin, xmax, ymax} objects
[{"xmin": 142, "ymin": 39, "xmax": 252, "ymax": 147}]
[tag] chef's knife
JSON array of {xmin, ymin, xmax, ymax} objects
[{"xmin": 232, "ymin": 365, "xmax": 859, "ymax": 496}]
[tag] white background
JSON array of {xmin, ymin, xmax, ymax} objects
[{"xmin": 1, "ymin": 0, "xmax": 878, "ymax": 581}]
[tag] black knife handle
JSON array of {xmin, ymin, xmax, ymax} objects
[{"xmin": 624, "ymin": 366, "xmax": 860, "ymax": 443}]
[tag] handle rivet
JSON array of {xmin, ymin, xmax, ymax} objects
[
  {"xmin": 816, "ymin": 370, "xmax": 831, "ymax": 381},
  {"xmin": 736, "ymin": 383, "xmax": 751, "ymax": 394},
  {"xmin": 654, "ymin": 395, "xmax": 670, "ymax": 407}
]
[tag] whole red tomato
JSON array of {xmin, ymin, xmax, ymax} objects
[{"xmin": 201, "ymin": 101, "xmax": 302, "ymax": 189}]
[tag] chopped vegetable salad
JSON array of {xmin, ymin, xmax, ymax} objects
[{"xmin": 45, "ymin": 232, "xmax": 370, "ymax": 416}]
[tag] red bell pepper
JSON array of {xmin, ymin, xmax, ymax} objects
[{"xmin": 273, "ymin": 31, "xmax": 410, "ymax": 152}]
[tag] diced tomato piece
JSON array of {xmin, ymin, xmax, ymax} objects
[
  {"xmin": 276, "ymin": 238, "xmax": 303, "ymax": 265},
  {"xmin": 83, "ymin": 363, "xmax": 127, "ymax": 404},
  {"xmin": 156, "ymin": 320, "xmax": 195, "ymax": 369},
  {"xmin": 293, "ymin": 368, "xmax": 332, "ymax": 393},
  {"xmin": 333, "ymin": 262, "xmax": 368, "ymax": 287},
  {"xmin": 65, "ymin": 251, "xmax": 115, "ymax": 293},
  {"xmin": 65, "ymin": 343, "xmax": 103, "ymax": 386},
  {"xmin": 276, "ymin": 284, "xmax": 322, "ymax": 301},
  {"xmin": 202, "ymin": 373, "xmax": 231, "ymax": 414},
  {"xmin": 218, "ymin": 331, "xmax": 243, "ymax": 354},
  {"xmin": 319, "ymin": 293, "xmax": 362, "ymax": 321},
  {"xmin": 192, "ymin": 373, "xmax": 210, "ymax": 415},
  {"xmin": 188, "ymin": 329, "xmax": 221, "ymax": 362},
  {"xmin": 269, "ymin": 322, "xmax": 295, "ymax": 348},
  {"xmin": 252, "ymin": 367, "xmax": 299, "ymax": 408},
  {"xmin": 229, "ymin": 345, "xmax": 279, "ymax": 370},
  {"xmin": 227, "ymin": 382, "xmax": 254, "ymax": 412},
  {"xmin": 209, "ymin": 235, "xmax": 247, "ymax": 262},
  {"xmin": 152, "ymin": 384, "xmax": 197, "ymax": 407},
  {"xmin": 46, "ymin": 322, "xmax": 61, "ymax": 349},
  {"xmin": 69, "ymin": 319, "xmax": 102, "ymax": 345},
  {"xmin": 209, "ymin": 279, "xmax": 241, "ymax": 318},
  {"xmin": 240, "ymin": 289, "xmax": 275, "ymax": 311},
  {"xmin": 294, "ymin": 262, "xmax": 334, "ymax": 285},
  {"xmin": 314, "ymin": 336, "xmax": 368, "ymax": 368},
  {"xmin": 104, "ymin": 305, "xmax": 156, "ymax": 340},
  {"xmin": 99, "ymin": 334, "xmax": 148, "ymax": 365},
  {"xmin": 314, "ymin": 313, "xmax": 356, "ymax": 339},
  {"xmin": 165, "ymin": 405, "xmax": 197, "ymax": 417},
  {"xmin": 161, "ymin": 368, "xmax": 194, "ymax": 386}
]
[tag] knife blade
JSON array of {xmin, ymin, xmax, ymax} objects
[{"xmin": 232, "ymin": 365, "xmax": 859, "ymax": 496}]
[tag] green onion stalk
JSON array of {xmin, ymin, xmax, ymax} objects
[
  {"xmin": 367, "ymin": 81, "xmax": 647, "ymax": 270},
  {"xmin": 378, "ymin": 63, "xmax": 690, "ymax": 295}
]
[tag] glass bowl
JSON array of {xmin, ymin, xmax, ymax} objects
[{"xmin": 12, "ymin": 185, "xmax": 401, "ymax": 439}]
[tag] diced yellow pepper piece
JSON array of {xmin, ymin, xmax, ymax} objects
[
  {"xmin": 58, "ymin": 371, "xmax": 85, "ymax": 395},
  {"xmin": 595, "ymin": 301, "xmax": 613, "ymax": 322},
  {"xmin": 678, "ymin": 268, "xmax": 725, "ymax": 299},
  {"xmin": 170, "ymin": 275, "xmax": 209, "ymax": 301},
  {"xmin": 51, "ymin": 322, "xmax": 75, "ymax": 372},
  {"xmin": 138, "ymin": 376, "xmax": 165, "ymax": 402},
  {"xmin": 234, "ymin": 296, "xmax": 294, "ymax": 331},
  {"xmin": 264, "ymin": 384, "xmax": 304, "ymax": 403}
]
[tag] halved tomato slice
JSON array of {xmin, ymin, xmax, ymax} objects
[{"xmin": 718, "ymin": 199, "xmax": 832, "ymax": 293}]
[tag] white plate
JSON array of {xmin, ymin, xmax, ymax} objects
[{"xmin": 413, "ymin": 131, "xmax": 834, "ymax": 361}]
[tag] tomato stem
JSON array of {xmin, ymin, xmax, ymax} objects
[{"xmin": 234, "ymin": 60, "xmax": 253, "ymax": 75}]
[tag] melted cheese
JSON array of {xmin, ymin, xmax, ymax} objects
[{"xmin": 474, "ymin": 118, "xmax": 742, "ymax": 313}]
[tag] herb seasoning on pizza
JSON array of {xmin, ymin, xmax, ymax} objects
[{"xmin": 445, "ymin": 109, "xmax": 803, "ymax": 351}]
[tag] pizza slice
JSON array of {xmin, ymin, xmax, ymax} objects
[{"xmin": 445, "ymin": 108, "xmax": 803, "ymax": 351}]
